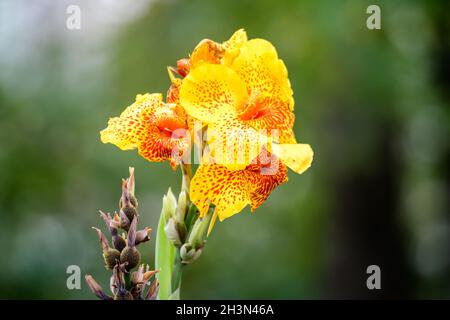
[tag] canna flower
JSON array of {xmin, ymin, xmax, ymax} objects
[
  {"xmin": 179, "ymin": 29, "xmax": 313, "ymax": 173},
  {"xmin": 178, "ymin": 30, "xmax": 313, "ymax": 225},
  {"xmin": 100, "ymin": 93, "xmax": 189, "ymax": 169}
]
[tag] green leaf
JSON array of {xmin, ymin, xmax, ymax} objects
[
  {"xmin": 155, "ymin": 208, "xmax": 176, "ymax": 300},
  {"xmin": 168, "ymin": 288, "xmax": 180, "ymax": 300}
]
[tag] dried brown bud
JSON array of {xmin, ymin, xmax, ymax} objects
[
  {"xmin": 110, "ymin": 262, "xmax": 133, "ymax": 300},
  {"xmin": 135, "ymin": 227, "xmax": 151, "ymax": 246},
  {"xmin": 145, "ymin": 279, "xmax": 159, "ymax": 300},
  {"xmin": 85, "ymin": 275, "xmax": 112, "ymax": 300},
  {"xmin": 99, "ymin": 211, "xmax": 126, "ymax": 251},
  {"xmin": 121, "ymin": 205, "xmax": 137, "ymax": 222}
]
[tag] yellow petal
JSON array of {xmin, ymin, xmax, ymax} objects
[
  {"xmin": 100, "ymin": 93, "xmax": 189, "ymax": 168},
  {"xmin": 237, "ymin": 90, "xmax": 296, "ymax": 144},
  {"xmin": 100, "ymin": 93, "xmax": 163, "ymax": 150},
  {"xmin": 222, "ymin": 28, "xmax": 248, "ymax": 66},
  {"xmin": 190, "ymin": 163, "xmax": 250, "ymax": 220},
  {"xmin": 190, "ymin": 39, "xmax": 224, "ymax": 68},
  {"xmin": 179, "ymin": 63, "xmax": 248, "ymax": 124},
  {"xmin": 271, "ymin": 143, "xmax": 313, "ymax": 174},
  {"xmin": 231, "ymin": 39, "xmax": 294, "ymax": 111},
  {"xmin": 205, "ymin": 114, "xmax": 270, "ymax": 171}
]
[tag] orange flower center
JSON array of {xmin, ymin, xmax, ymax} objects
[
  {"xmin": 157, "ymin": 118, "xmax": 188, "ymax": 139},
  {"xmin": 238, "ymin": 93, "xmax": 270, "ymax": 121}
]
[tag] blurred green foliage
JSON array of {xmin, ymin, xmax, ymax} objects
[{"xmin": 0, "ymin": 0, "xmax": 448, "ymax": 299}]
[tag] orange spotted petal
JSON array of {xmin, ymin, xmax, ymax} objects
[
  {"xmin": 221, "ymin": 28, "xmax": 248, "ymax": 66},
  {"xmin": 190, "ymin": 152, "xmax": 288, "ymax": 223},
  {"xmin": 189, "ymin": 29, "xmax": 248, "ymax": 69},
  {"xmin": 179, "ymin": 63, "xmax": 247, "ymax": 124},
  {"xmin": 100, "ymin": 93, "xmax": 163, "ymax": 150},
  {"xmin": 230, "ymin": 39, "xmax": 294, "ymax": 111},
  {"xmin": 190, "ymin": 39, "xmax": 224, "ymax": 68},
  {"xmin": 245, "ymin": 152, "xmax": 288, "ymax": 211},
  {"xmin": 100, "ymin": 93, "xmax": 189, "ymax": 168},
  {"xmin": 238, "ymin": 90, "xmax": 296, "ymax": 144}
]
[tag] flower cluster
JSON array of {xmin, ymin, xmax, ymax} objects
[
  {"xmin": 85, "ymin": 168, "xmax": 159, "ymax": 300},
  {"xmin": 100, "ymin": 29, "xmax": 313, "ymax": 232}
]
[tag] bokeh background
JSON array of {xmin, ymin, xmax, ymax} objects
[{"xmin": 0, "ymin": 0, "xmax": 449, "ymax": 299}]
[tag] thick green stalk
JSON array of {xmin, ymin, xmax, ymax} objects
[{"xmin": 171, "ymin": 248, "xmax": 183, "ymax": 296}]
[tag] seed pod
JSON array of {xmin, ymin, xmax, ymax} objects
[
  {"xmin": 103, "ymin": 248, "xmax": 121, "ymax": 270},
  {"xmin": 121, "ymin": 205, "xmax": 137, "ymax": 222},
  {"xmin": 112, "ymin": 234, "xmax": 126, "ymax": 252},
  {"xmin": 120, "ymin": 246, "xmax": 141, "ymax": 271},
  {"xmin": 119, "ymin": 193, "xmax": 138, "ymax": 209}
]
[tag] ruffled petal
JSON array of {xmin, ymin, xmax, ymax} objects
[
  {"xmin": 100, "ymin": 93, "xmax": 189, "ymax": 168},
  {"xmin": 190, "ymin": 39, "xmax": 224, "ymax": 68},
  {"xmin": 100, "ymin": 93, "xmax": 164, "ymax": 150},
  {"xmin": 230, "ymin": 39, "xmax": 294, "ymax": 111}
]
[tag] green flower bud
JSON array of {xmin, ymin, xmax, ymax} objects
[
  {"xmin": 187, "ymin": 215, "xmax": 210, "ymax": 249},
  {"xmin": 180, "ymin": 243, "xmax": 202, "ymax": 264},
  {"xmin": 164, "ymin": 218, "xmax": 182, "ymax": 247},
  {"xmin": 162, "ymin": 188, "xmax": 177, "ymax": 222},
  {"xmin": 177, "ymin": 190, "xmax": 188, "ymax": 223}
]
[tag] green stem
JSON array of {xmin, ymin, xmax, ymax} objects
[
  {"xmin": 124, "ymin": 272, "xmax": 131, "ymax": 290},
  {"xmin": 171, "ymin": 248, "xmax": 183, "ymax": 295}
]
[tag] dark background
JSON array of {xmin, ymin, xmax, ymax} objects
[{"xmin": 0, "ymin": 0, "xmax": 448, "ymax": 299}]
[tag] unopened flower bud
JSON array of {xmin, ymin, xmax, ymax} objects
[
  {"xmin": 177, "ymin": 190, "xmax": 188, "ymax": 223},
  {"xmin": 164, "ymin": 218, "xmax": 182, "ymax": 247},
  {"xmin": 85, "ymin": 275, "xmax": 112, "ymax": 300},
  {"xmin": 187, "ymin": 215, "xmax": 210, "ymax": 249},
  {"xmin": 162, "ymin": 188, "xmax": 177, "ymax": 222},
  {"xmin": 180, "ymin": 242, "xmax": 202, "ymax": 264}
]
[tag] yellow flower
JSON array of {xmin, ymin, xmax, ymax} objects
[
  {"xmin": 180, "ymin": 30, "xmax": 313, "ymax": 170},
  {"xmin": 178, "ymin": 30, "xmax": 313, "ymax": 226},
  {"xmin": 100, "ymin": 93, "xmax": 189, "ymax": 169}
]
